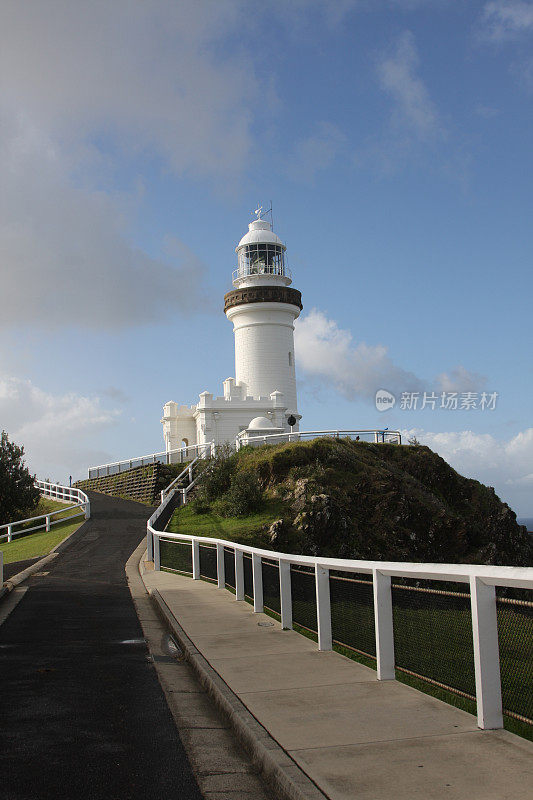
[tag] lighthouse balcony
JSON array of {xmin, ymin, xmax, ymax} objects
[{"xmin": 232, "ymin": 263, "xmax": 292, "ymax": 288}]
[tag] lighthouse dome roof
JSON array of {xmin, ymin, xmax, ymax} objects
[
  {"xmin": 248, "ymin": 416, "xmax": 274, "ymax": 430},
  {"xmin": 236, "ymin": 218, "xmax": 285, "ymax": 251}
]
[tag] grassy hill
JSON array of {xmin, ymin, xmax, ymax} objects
[{"xmin": 169, "ymin": 438, "xmax": 532, "ymax": 567}]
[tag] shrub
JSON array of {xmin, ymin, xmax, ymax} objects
[
  {"xmin": 200, "ymin": 445, "xmax": 238, "ymax": 501},
  {"xmin": 0, "ymin": 431, "xmax": 40, "ymax": 523},
  {"xmin": 189, "ymin": 491, "xmax": 211, "ymax": 515},
  {"xmin": 216, "ymin": 472, "xmax": 263, "ymax": 517}
]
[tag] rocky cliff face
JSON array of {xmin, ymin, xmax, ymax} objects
[{"xmin": 233, "ymin": 438, "xmax": 532, "ymax": 566}]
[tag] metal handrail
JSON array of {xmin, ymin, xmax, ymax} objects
[
  {"xmin": 160, "ymin": 457, "xmax": 198, "ymax": 503},
  {"xmin": 87, "ymin": 442, "xmax": 213, "ymax": 479},
  {"xmin": 147, "ymin": 525, "xmax": 533, "ymax": 733},
  {"xmin": 0, "ymin": 481, "xmax": 90, "ymax": 544},
  {"xmin": 232, "ymin": 265, "xmax": 292, "ymax": 282},
  {"xmin": 236, "ymin": 429, "xmax": 402, "ymax": 449},
  {"xmin": 86, "ymin": 431, "xmax": 401, "ymax": 481}
]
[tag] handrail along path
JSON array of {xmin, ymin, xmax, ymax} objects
[{"xmin": 146, "ymin": 437, "xmax": 533, "ymax": 735}]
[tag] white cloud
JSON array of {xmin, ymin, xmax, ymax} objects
[
  {"xmin": 479, "ymin": 1, "xmax": 533, "ymax": 42},
  {"xmin": 436, "ymin": 365, "xmax": 487, "ymax": 393},
  {"xmin": 0, "ymin": 376, "xmax": 120, "ymax": 482},
  {"xmin": 294, "ymin": 309, "xmax": 423, "ymax": 399},
  {"xmin": 288, "ymin": 122, "xmax": 347, "ymax": 183},
  {"xmin": 0, "ymin": 1, "xmax": 255, "ymax": 178},
  {"xmin": 377, "ymin": 30, "xmax": 444, "ymax": 141},
  {"xmin": 404, "ymin": 426, "xmax": 533, "ymax": 516},
  {"xmin": 295, "ymin": 310, "xmax": 491, "ymax": 403},
  {"xmin": 0, "ymin": 116, "xmax": 208, "ymax": 329},
  {"xmin": 0, "ymin": 1, "xmax": 259, "ymax": 330}
]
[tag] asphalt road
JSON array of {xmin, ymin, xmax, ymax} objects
[{"xmin": 0, "ymin": 492, "xmax": 203, "ymax": 800}]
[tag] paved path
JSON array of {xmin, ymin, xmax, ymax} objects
[
  {"xmin": 0, "ymin": 492, "xmax": 203, "ymax": 800},
  {"xmin": 143, "ymin": 568, "xmax": 533, "ymax": 800}
]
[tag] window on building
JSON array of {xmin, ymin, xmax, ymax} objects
[{"xmin": 288, "ymin": 352, "xmax": 293, "ymax": 366}]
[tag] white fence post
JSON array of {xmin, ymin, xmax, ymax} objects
[
  {"xmin": 7, "ymin": 524, "xmax": 12, "ymax": 543},
  {"xmin": 45, "ymin": 515, "xmax": 51, "ymax": 532},
  {"xmin": 84, "ymin": 501, "xmax": 90, "ymax": 520},
  {"xmin": 154, "ymin": 534, "xmax": 161, "ymax": 571},
  {"xmin": 279, "ymin": 559, "xmax": 292, "ymax": 629},
  {"xmin": 192, "ymin": 540, "xmax": 200, "ymax": 580},
  {"xmin": 470, "ymin": 576, "xmax": 503, "ymax": 730},
  {"xmin": 147, "ymin": 529, "xmax": 154, "ymax": 562},
  {"xmin": 252, "ymin": 553, "xmax": 263, "ymax": 612},
  {"xmin": 373, "ymin": 569, "xmax": 395, "ymax": 680},
  {"xmin": 315, "ymin": 565, "xmax": 332, "ymax": 651},
  {"xmin": 216, "ymin": 543, "xmax": 225, "ymax": 589},
  {"xmin": 235, "ymin": 548, "xmax": 244, "ymax": 600}
]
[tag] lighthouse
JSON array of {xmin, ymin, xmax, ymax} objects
[
  {"xmin": 161, "ymin": 210, "xmax": 303, "ymax": 450},
  {"xmin": 225, "ymin": 213, "xmax": 302, "ymax": 414}
]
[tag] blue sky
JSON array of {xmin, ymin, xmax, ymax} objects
[{"xmin": 1, "ymin": 0, "xmax": 532, "ymax": 517}]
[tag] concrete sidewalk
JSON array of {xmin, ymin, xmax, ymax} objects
[{"xmin": 141, "ymin": 567, "xmax": 533, "ymax": 800}]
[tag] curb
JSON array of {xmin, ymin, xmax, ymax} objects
[{"xmin": 139, "ymin": 568, "xmax": 327, "ymax": 800}]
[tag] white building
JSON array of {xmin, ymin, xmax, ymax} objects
[{"xmin": 161, "ymin": 211, "xmax": 303, "ymax": 450}]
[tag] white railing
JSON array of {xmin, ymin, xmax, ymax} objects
[
  {"xmin": 160, "ymin": 455, "xmax": 209, "ymax": 504},
  {"xmin": 232, "ymin": 264, "xmax": 292, "ymax": 283},
  {"xmin": 0, "ymin": 481, "xmax": 90, "ymax": 545},
  {"xmin": 87, "ymin": 442, "xmax": 214, "ymax": 479},
  {"xmin": 236, "ymin": 429, "xmax": 402, "ymax": 450},
  {"xmin": 86, "ymin": 430, "xmax": 401, "ymax": 481},
  {"xmin": 147, "ymin": 522, "xmax": 533, "ymax": 732}
]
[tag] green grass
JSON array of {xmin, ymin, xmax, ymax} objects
[
  {"xmin": 0, "ymin": 516, "xmax": 84, "ymax": 564},
  {"xmin": 166, "ymin": 499, "xmax": 285, "ymax": 546},
  {"xmin": 4, "ymin": 496, "xmax": 84, "ymax": 530}
]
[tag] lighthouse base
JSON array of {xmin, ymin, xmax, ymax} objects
[{"xmin": 161, "ymin": 377, "xmax": 300, "ymax": 451}]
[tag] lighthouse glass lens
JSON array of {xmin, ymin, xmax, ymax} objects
[{"xmin": 239, "ymin": 244, "xmax": 285, "ymax": 277}]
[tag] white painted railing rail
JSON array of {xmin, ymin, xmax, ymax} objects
[
  {"xmin": 147, "ymin": 524, "xmax": 533, "ymax": 732},
  {"xmin": 160, "ymin": 454, "xmax": 212, "ymax": 504},
  {"xmin": 236, "ymin": 429, "xmax": 402, "ymax": 449},
  {"xmin": 87, "ymin": 442, "xmax": 214, "ymax": 479},
  {"xmin": 0, "ymin": 481, "xmax": 90, "ymax": 546},
  {"xmin": 88, "ymin": 430, "xmax": 400, "ymax": 480}
]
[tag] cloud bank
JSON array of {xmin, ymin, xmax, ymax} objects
[
  {"xmin": 0, "ymin": 1, "xmax": 256, "ymax": 329},
  {"xmin": 295, "ymin": 309, "xmax": 487, "ymax": 400},
  {"xmin": 0, "ymin": 375, "xmax": 120, "ymax": 482},
  {"xmin": 294, "ymin": 309, "xmax": 423, "ymax": 399},
  {"xmin": 406, "ymin": 427, "xmax": 533, "ymax": 516}
]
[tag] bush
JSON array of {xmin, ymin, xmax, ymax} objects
[
  {"xmin": 200, "ymin": 445, "xmax": 238, "ymax": 501},
  {"xmin": 0, "ymin": 431, "xmax": 40, "ymax": 523},
  {"xmin": 215, "ymin": 472, "xmax": 263, "ymax": 517},
  {"xmin": 189, "ymin": 491, "xmax": 211, "ymax": 515}
]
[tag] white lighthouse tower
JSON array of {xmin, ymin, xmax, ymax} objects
[
  {"xmin": 225, "ymin": 212, "xmax": 301, "ymax": 415},
  {"xmin": 162, "ymin": 210, "xmax": 302, "ymax": 449}
]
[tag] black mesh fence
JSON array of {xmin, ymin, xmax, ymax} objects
[
  {"xmin": 243, "ymin": 554, "xmax": 254, "ymax": 599},
  {"xmin": 391, "ymin": 582, "xmax": 476, "ymax": 698},
  {"xmin": 291, "ymin": 566, "xmax": 317, "ymax": 632},
  {"xmin": 199, "ymin": 544, "xmax": 217, "ymax": 583},
  {"xmin": 262, "ymin": 559, "xmax": 281, "ymax": 614},
  {"xmin": 160, "ymin": 539, "xmax": 192, "ymax": 574},
  {"xmin": 159, "ymin": 537, "xmax": 532, "ymax": 726},
  {"xmin": 224, "ymin": 546, "xmax": 236, "ymax": 590},
  {"xmin": 497, "ymin": 597, "xmax": 533, "ymax": 722},
  {"xmin": 330, "ymin": 572, "xmax": 376, "ymax": 657}
]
